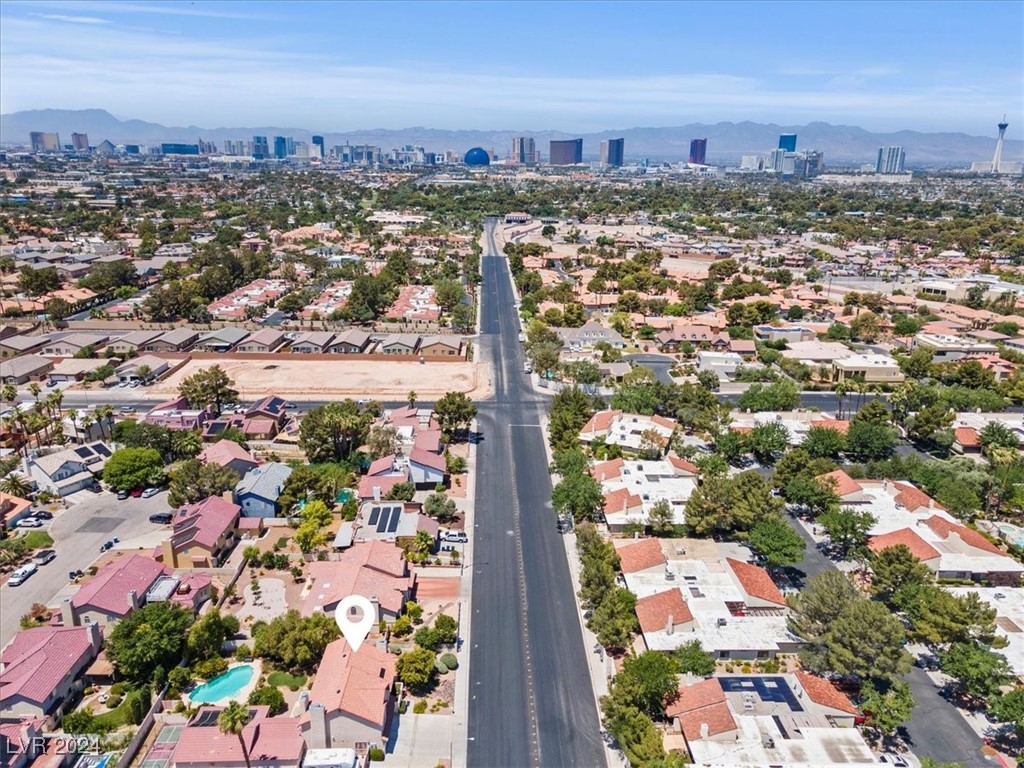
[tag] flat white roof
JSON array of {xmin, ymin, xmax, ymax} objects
[
  {"xmin": 688, "ymin": 718, "xmax": 878, "ymax": 766},
  {"xmin": 947, "ymin": 587, "xmax": 1024, "ymax": 677}
]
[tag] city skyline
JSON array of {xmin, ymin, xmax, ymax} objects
[{"xmin": 0, "ymin": 1, "xmax": 1021, "ymax": 138}]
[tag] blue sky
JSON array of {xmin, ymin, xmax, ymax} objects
[{"xmin": 1, "ymin": 0, "xmax": 1021, "ymax": 137}]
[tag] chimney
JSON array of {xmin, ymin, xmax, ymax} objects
[
  {"xmin": 373, "ymin": 486, "xmax": 382, "ymax": 501},
  {"xmin": 61, "ymin": 598, "xmax": 77, "ymax": 627},
  {"xmin": 308, "ymin": 703, "xmax": 329, "ymax": 748},
  {"xmin": 86, "ymin": 620, "xmax": 102, "ymax": 649},
  {"xmin": 128, "ymin": 589, "xmax": 139, "ymax": 611},
  {"xmin": 700, "ymin": 722, "xmax": 710, "ymax": 739},
  {"xmin": 666, "ymin": 613, "xmax": 674, "ymax": 635},
  {"xmin": 368, "ymin": 596, "xmax": 380, "ymax": 625}
]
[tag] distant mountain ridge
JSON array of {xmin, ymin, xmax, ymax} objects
[{"xmin": 1, "ymin": 108, "xmax": 1019, "ymax": 166}]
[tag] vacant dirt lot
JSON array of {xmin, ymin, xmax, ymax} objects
[{"xmin": 152, "ymin": 359, "xmax": 491, "ymax": 400}]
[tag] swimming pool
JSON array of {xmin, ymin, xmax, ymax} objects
[{"xmin": 189, "ymin": 665, "xmax": 255, "ymax": 704}]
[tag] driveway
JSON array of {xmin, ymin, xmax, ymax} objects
[
  {"xmin": 0, "ymin": 491, "xmax": 170, "ymax": 647},
  {"xmin": 623, "ymin": 353, "xmax": 675, "ymax": 385}
]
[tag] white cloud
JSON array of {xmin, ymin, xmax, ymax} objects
[{"xmin": 36, "ymin": 13, "xmax": 110, "ymax": 24}]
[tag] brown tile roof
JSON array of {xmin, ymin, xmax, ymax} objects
[
  {"xmin": 635, "ymin": 588, "xmax": 693, "ymax": 633},
  {"xmin": 591, "ymin": 458, "xmax": 624, "ymax": 481},
  {"xmin": 868, "ymin": 528, "xmax": 941, "ymax": 561},
  {"xmin": 580, "ymin": 410, "xmax": 623, "ymax": 436},
  {"xmin": 810, "ymin": 417, "xmax": 851, "ymax": 435},
  {"xmin": 893, "ymin": 481, "xmax": 942, "ymax": 513},
  {"xmin": 923, "ymin": 515, "xmax": 1005, "ymax": 556},
  {"xmin": 794, "ymin": 671, "xmax": 859, "ymax": 715},
  {"xmin": 954, "ymin": 427, "xmax": 982, "ymax": 449},
  {"xmin": 665, "ymin": 678, "xmax": 737, "ymax": 741},
  {"xmin": 603, "ymin": 487, "xmax": 643, "ymax": 515},
  {"xmin": 617, "ymin": 538, "xmax": 666, "ymax": 574},
  {"xmin": 726, "ymin": 558, "xmax": 786, "ymax": 605},
  {"xmin": 667, "ymin": 455, "xmax": 700, "ymax": 475},
  {"xmin": 816, "ymin": 469, "xmax": 862, "ymax": 498}
]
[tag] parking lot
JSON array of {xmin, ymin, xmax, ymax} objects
[{"xmin": 0, "ymin": 490, "xmax": 171, "ymax": 647}]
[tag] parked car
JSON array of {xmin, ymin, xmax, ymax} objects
[
  {"xmin": 130, "ymin": 488, "xmax": 144, "ymax": 498},
  {"xmin": 284, "ymin": 401, "xmax": 298, "ymax": 409},
  {"xmin": 141, "ymin": 487, "xmax": 160, "ymax": 499},
  {"xmin": 46, "ymin": 379, "xmax": 59, "ymax": 388},
  {"xmin": 8, "ymin": 563, "xmax": 38, "ymax": 586},
  {"xmin": 119, "ymin": 405, "xmax": 135, "ymax": 413},
  {"xmin": 149, "ymin": 512, "xmax": 173, "ymax": 524},
  {"xmin": 878, "ymin": 755, "xmax": 908, "ymax": 767},
  {"xmin": 32, "ymin": 549, "xmax": 56, "ymax": 565},
  {"xmin": 116, "ymin": 490, "xmax": 129, "ymax": 500},
  {"xmin": 32, "ymin": 510, "xmax": 53, "ymax": 520},
  {"xmin": 17, "ymin": 517, "xmax": 43, "ymax": 528},
  {"xmin": 441, "ymin": 530, "xmax": 469, "ymax": 543},
  {"xmin": 524, "ymin": 362, "xmax": 533, "ymax": 374}
]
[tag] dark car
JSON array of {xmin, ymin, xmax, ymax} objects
[
  {"xmin": 116, "ymin": 489, "xmax": 129, "ymax": 500},
  {"xmin": 33, "ymin": 510, "xmax": 53, "ymax": 520},
  {"xmin": 149, "ymin": 512, "xmax": 173, "ymax": 524}
]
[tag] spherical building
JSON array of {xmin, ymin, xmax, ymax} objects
[{"xmin": 464, "ymin": 147, "xmax": 490, "ymax": 167}]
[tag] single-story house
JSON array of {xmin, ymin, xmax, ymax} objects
[
  {"xmin": 115, "ymin": 354, "xmax": 170, "ymax": 384},
  {"xmin": 379, "ymin": 334, "xmax": 420, "ymax": 356},
  {"xmin": 290, "ymin": 332, "xmax": 336, "ymax": 354},
  {"xmin": 199, "ymin": 440, "xmax": 260, "ymax": 478},
  {"xmin": 0, "ymin": 355, "xmax": 53, "ymax": 385},
  {"xmin": 195, "ymin": 326, "xmax": 250, "ymax": 353},
  {"xmin": 328, "ymin": 329, "xmax": 372, "ymax": 354},
  {"xmin": 419, "ymin": 336, "xmax": 463, "ymax": 357},
  {"xmin": 146, "ymin": 328, "xmax": 200, "ymax": 352},
  {"xmin": 408, "ymin": 447, "xmax": 447, "ymax": 487},
  {"xmin": 104, "ymin": 330, "xmax": 164, "ymax": 356},
  {"xmin": 236, "ymin": 328, "xmax": 287, "ymax": 353}
]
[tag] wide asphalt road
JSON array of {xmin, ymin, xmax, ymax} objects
[
  {"xmin": 0, "ymin": 490, "xmax": 170, "ymax": 647},
  {"xmin": 467, "ymin": 221, "xmax": 605, "ymax": 768}
]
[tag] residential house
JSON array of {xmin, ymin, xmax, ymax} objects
[
  {"xmin": 234, "ymin": 462, "xmax": 294, "ymax": 518},
  {"xmin": 199, "ymin": 441, "xmax": 260, "ymax": 478},
  {"xmin": 0, "ymin": 355, "xmax": 53, "ymax": 385},
  {"xmin": 696, "ymin": 351, "xmax": 743, "ymax": 378},
  {"xmin": 25, "ymin": 441, "xmax": 111, "ymax": 496},
  {"xmin": 0, "ymin": 335, "xmax": 50, "ymax": 359},
  {"xmin": 47, "ymin": 358, "xmax": 117, "ymax": 383},
  {"xmin": 779, "ymin": 340, "xmax": 854, "ymax": 363},
  {"xmin": 592, "ymin": 455, "xmax": 699, "ymax": 532},
  {"xmin": 40, "ymin": 333, "xmax": 109, "ymax": 358},
  {"xmin": 579, "ymin": 411, "xmax": 678, "ymax": 454},
  {"xmin": 145, "ymin": 397, "xmax": 211, "ymax": 431},
  {"xmin": 146, "ymin": 328, "xmax": 199, "ymax": 353},
  {"xmin": 556, "ymin": 321, "xmax": 626, "ymax": 351},
  {"xmin": 0, "ymin": 721, "xmax": 44, "ymax": 768},
  {"xmin": 0, "ymin": 492, "xmax": 32, "ymax": 528},
  {"xmin": 753, "ymin": 325, "xmax": 817, "ymax": 344},
  {"xmin": 0, "ymin": 624, "xmax": 102, "ymax": 719},
  {"xmin": 379, "ymin": 334, "xmax": 420, "ymax": 356},
  {"xmin": 167, "ymin": 706, "xmax": 306, "ymax": 768},
  {"xmin": 301, "ymin": 541, "xmax": 415, "ymax": 622},
  {"xmin": 357, "ymin": 456, "xmax": 410, "ymax": 501},
  {"xmin": 64, "ymin": 554, "xmax": 169, "ymax": 627},
  {"xmin": 160, "ymin": 496, "xmax": 240, "ymax": 568},
  {"xmin": 195, "ymin": 327, "xmax": 250, "ymax": 353},
  {"xmin": 302, "ymin": 641, "xmax": 397, "ymax": 751},
  {"xmin": 408, "ymin": 447, "xmax": 446, "ymax": 487},
  {"xmin": 656, "ymin": 325, "xmax": 728, "ymax": 352},
  {"xmin": 290, "ymin": 332, "xmax": 336, "ymax": 354},
  {"xmin": 327, "ymin": 330, "xmax": 372, "ymax": 354},
  {"xmin": 418, "ymin": 336, "xmax": 463, "ymax": 357},
  {"xmin": 115, "ymin": 355, "xmax": 170, "ymax": 384},
  {"xmin": 832, "ymin": 354, "xmax": 906, "ymax": 384},
  {"xmin": 915, "ymin": 332, "xmax": 999, "ymax": 363},
  {"xmin": 335, "ymin": 501, "xmax": 439, "ymax": 549},
  {"xmin": 236, "ymin": 328, "xmax": 287, "ymax": 353},
  {"xmin": 103, "ymin": 330, "xmax": 163, "ymax": 356}
]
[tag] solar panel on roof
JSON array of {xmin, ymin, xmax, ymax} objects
[
  {"xmin": 94, "ymin": 444, "xmax": 111, "ymax": 456},
  {"xmin": 386, "ymin": 506, "xmax": 402, "ymax": 533},
  {"xmin": 74, "ymin": 446, "xmax": 92, "ymax": 458},
  {"xmin": 368, "ymin": 507, "xmax": 380, "ymax": 525}
]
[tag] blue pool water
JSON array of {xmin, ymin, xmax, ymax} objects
[{"xmin": 189, "ymin": 665, "xmax": 255, "ymax": 704}]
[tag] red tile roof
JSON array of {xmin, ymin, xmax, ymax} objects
[
  {"xmin": 173, "ymin": 707, "xmax": 305, "ymax": 766},
  {"xmin": 71, "ymin": 555, "xmax": 168, "ymax": 616},
  {"xmin": 358, "ymin": 473, "xmax": 409, "ymax": 501},
  {"xmin": 307, "ymin": 639, "xmax": 396, "ymax": 727},
  {"xmin": 199, "ymin": 440, "xmax": 257, "ymax": 468},
  {"xmin": 810, "ymin": 417, "xmax": 851, "ymax": 435},
  {"xmin": 726, "ymin": 558, "xmax": 786, "ymax": 605},
  {"xmin": 409, "ymin": 446, "xmax": 447, "ymax": 472},
  {"xmin": 591, "ymin": 457, "xmax": 624, "ymax": 481},
  {"xmin": 635, "ymin": 589, "xmax": 693, "ymax": 633},
  {"xmin": 893, "ymin": 481, "xmax": 942, "ymax": 513},
  {"xmin": 617, "ymin": 538, "xmax": 666, "ymax": 574},
  {"xmin": 868, "ymin": 528, "xmax": 941, "ymax": 561},
  {"xmin": 954, "ymin": 427, "xmax": 982, "ymax": 449},
  {"xmin": 794, "ymin": 671, "xmax": 859, "ymax": 715},
  {"xmin": 580, "ymin": 410, "xmax": 623, "ymax": 436},
  {"xmin": 817, "ymin": 469, "xmax": 863, "ymax": 498},
  {"xmin": 366, "ymin": 455, "xmax": 397, "ymax": 477},
  {"xmin": 603, "ymin": 487, "xmax": 643, "ymax": 515},
  {"xmin": 0, "ymin": 625, "xmax": 98, "ymax": 706},
  {"xmin": 668, "ymin": 455, "xmax": 700, "ymax": 475},
  {"xmin": 665, "ymin": 678, "xmax": 737, "ymax": 741},
  {"xmin": 173, "ymin": 496, "xmax": 239, "ymax": 550},
  {"xmin": 923, "ymin": 515, "xmax": 1005, "ymax": 556}
]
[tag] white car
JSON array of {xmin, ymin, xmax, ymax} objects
[
  {"xmin": 518, "ymin": 333, "xmax": 526, "ymax": 342},
  {"xmin": 8, "ymin": 563, "xmax": 38, "ymax": 586},
  {"xmin": 98, "ymin": 692, "xmax": 110, "ymax": 704},
  {"xmin": 17, "ymin": 517, "xmax": 43, "ymax": 528},
  {"xmin": 524, "ymin": 363, "xmax": 533, "ymax": 374},
  {"xmin": 441, "ymin": 530, "xmax": 469, "ymax": 544},
  {"xmin": 141, "ymin": 487, "xmax": 160, "ymax": 499}
]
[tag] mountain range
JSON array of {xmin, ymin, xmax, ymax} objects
[{"xmin": 1, "ymin": 108, "xmax": 1019, "ymax": 166}]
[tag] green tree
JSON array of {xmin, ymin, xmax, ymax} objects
[
  {"xmin": 714, "ymin": 430, "xmax": 749, "ymax": 464},
  {"xmin": 737, "ymin": 380, "xmax": 800, "ymax": 411},
  {"xmin": 802, "ymin": 426, "xmax": 847, "ymax": 460},
  {"xmin": 940, "ymin": 642, "xmax": 1012, "ymax": 701},
  {"xmin": 248, "ymin": 686, "xmax": 287, "ymax": 716},
  {"xmin": 562, "ymin": 360, "xmax": 602, "ymax": 386},
  {"xmin": 103, "ymin": 447, "xmax": 164, "ymax": 491},
  {"xmin": 906, "ymin": 403, "xmax": 955, "ymax": 447},
  {"xmin": 424, "ymin": 491, "xmax": 458, "ymax": 523},
  {"xmin": 433, "ymin": 391, "xmax": 477, "ymax": 438},
  {"xmin": 178, "ymin": 365, "xmax": 238, "ymax": 416},
  {"xmin": 846, "ymin": 420, "xmax": 899, "ymax": 461},
  {"xmin": 893, "ymin": 584, "xmax": 999, "ymax": 646},
  {"xmin": 549, "ymin": 387, "xmax": 597, "ymax": 450},
  {"xmin": 552, "ymin": 472, "xmax": 604, "ymax": 523},
  {"xmin": 167, "ymin": 459, "xmax": 240, "ymax": 508},
  {"xmin": 551, "ymin": 447, "xmax": 590, "ymax": 477},
  {"xmin": 218, "ymin": 701, "xmax": 253, "ymax": 768},
  {"xmin": 818, "ymin": 507, "xmax": 876, "ymax": 556},
  {"xmin": 673, "ymin": 640, "xmax": 716, "ymax": 676},
  {"xmin": 107, "ymin": 602, "xmax": 193, "ymax": 683},
  {"xmin": 588, "ymin": 587, "xmax": 638, "ymax": 651},
  {"xmin": 187, "ymin": 608, "xmax": 239, "ymax": 661},
  {"xmin": 646, "ymin": 499, "xmax": 676, "ymax": 536},
  {"xmin": 749, "ymin": 420, "xmax": 790, "ymax": 465},
  {"xmin": 619, "ymin": 652, "xmax": 681, "ymax": 718},
  {"xmin": 860, "ymin": 679, "xmax": 916, "ymax": 737},
  {"xmin": 385, "ymin": 481, "xmax": 416, "ymax": 501},
  {"xmin": 365, "ymin": 425, "xmax": 400, "ymax": 459},
  {"xmin": 251, "ymin": 610, "xmax": 340, "ymax": 672},
  {"xmin": 299, "ymin": 401, "xmax": 369, "ymax": 463},
  {"xmin": 870, "ymin": 545, "xmax": 933, "ymax": 603},
  {"xmin": 749, "ymin": 514, "xmax": 806, "ymax": 567},
  {"xmin": 821, "ymin": 600, "xmax": 912, "ymax": 681},
  {"xmin": 789, "ymin": 571, "xmax": 860, "ymax": 670},
  {"xmin": 784, "ymin": 474, "xmax": 840, "ymax": 517},
  {"xmin": 989, "ymin": 689, "xmax": 1024, "ymax": 737},
  {"xmin": 979, "ymin": 421, "xmax": 1020, "ymax": 453},
  {"xmin": 396, "ymin": 647, "xmax": 437, "ymax": 689}
]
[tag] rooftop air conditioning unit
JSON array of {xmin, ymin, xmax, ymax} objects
[{"xmin": 717, "ymin": 618, "xmax": 727, "ymax": 627}]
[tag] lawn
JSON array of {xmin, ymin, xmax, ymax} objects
[
  {"xmin": 20, "ymin": 531, "xmax": 54, "ymax": 550},
  {"xmin": 92, "ymin": 699, "xmax": 131, "ymax": 730},
  {"xmin": 267, "ymin": 671, "xmax": 307, "ymax": 691}
]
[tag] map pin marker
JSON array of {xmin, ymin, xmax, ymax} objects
[{"xmin": 335, "ymin": 595, "xmax": 376, "ymax": 652}]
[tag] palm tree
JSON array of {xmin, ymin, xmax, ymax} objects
[
  {"xmin": 0, "ymin": 473, "xmax": 32, "ymax": 498},
  {"xmin": 27, "ymin": 382, "xmax": 41, "ymax": 402},
  {"xmin": 217, "ymin": 701, "xmax": 252, "ymax": 768},
  {"xmin": 1, "ymin": 383, "xmax": 16, "ymax": 404},
  {"xmin": 80, "ymin": 413, "xmax": 96, "ymax": 443},
  {"xmin": 833, "ymin": 380, "xmax": 849, "ymax": 421},
  {"xmin": 66, "ymin": 408, "xmax": 79, "ymax": 444},
  {"xmin": 407, "ymin": 390, "xmax": 417, "ymax": 409},
  {"xmin": 95, "ymin": 405, "xmax": 114, "ymax": 441}
]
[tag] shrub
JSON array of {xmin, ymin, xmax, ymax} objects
[
  {"xmin": 435, "ymin": 660, "xmax": 449, "ymax": 675},
  {"xmin": 391, "ymin": 616, "xmax": 413, "ymax": 637},
  {"xmin": 109, "ymin": 683, "xmax": 126, "ymax": 696},
  {"xmin": 413, "ymin": 700, "xmax": 428, "ymax": 714},
  {"xmin": 235, "ymin": 644, "xmax": 252, "ymax": 661},
  {"xmin": 106, "ymin": 694, "xmax": 123, "ymax": 709},
  {"xmin": 398, "ymin": 699, "xmax": 409, "ymax": 714},
  {"xmin": 440, "ymin": 653, "xmax": 458, "ymax": 670},
  {"xmin": 388, "ymin": 644, "xmax": 403, "ymax": 655},
  {"xmin": 368, "ymin": 747, "xmax": 385, "ymax": 761},
  {"xmin": 193, "ymin": 657, "xmax": 228, "ymax": 680}
]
